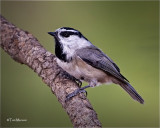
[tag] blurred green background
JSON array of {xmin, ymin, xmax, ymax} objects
[{"xmin": 1, "ymin": 1, "xmax": 159, "ymax": 127}]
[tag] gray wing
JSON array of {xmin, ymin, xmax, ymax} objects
[{"xmin": 76, "ymin": 47, "xmax": 129, "ymax": 83}]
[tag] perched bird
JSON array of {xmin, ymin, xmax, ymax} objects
[{"xmin": 48, "ymin": 27, "xmax": 144, "ymax": 104}]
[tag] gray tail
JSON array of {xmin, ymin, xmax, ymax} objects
[{"xmin": 119, "ymin": 82, "xmax": 144, "ymax": 104}]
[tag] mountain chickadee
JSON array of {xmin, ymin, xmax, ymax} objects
[{"xmin": 48, "ymin": 27, "xmax": 144, "ymax": 104}]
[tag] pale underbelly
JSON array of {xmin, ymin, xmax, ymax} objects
[{"xmin": 56, "ymin": 57, "xmax": 113, "ymax": 85}]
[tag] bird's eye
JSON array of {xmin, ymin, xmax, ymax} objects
[{"xmin": 61, "ymin": 32, "xmax": 70, "ymax": 38}]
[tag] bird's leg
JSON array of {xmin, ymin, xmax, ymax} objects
[{"xmin": 66, "ymin": 85, "xmax": 91, "ymax": 102}]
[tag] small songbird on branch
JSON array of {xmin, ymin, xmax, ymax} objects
[{"xmin": 48, "ymin": 27, "xmax": 144, "ymax": 104}]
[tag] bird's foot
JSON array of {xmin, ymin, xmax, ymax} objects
[
  {"xmin": 62, "ymin": 71, "xmax": 82, "ymax": 87},
  {"xmin": 66, "ymin": 88, "xmax": 87, "ymax": 102},
  {"xmin": 65, "ymin": 85, "xmax": 90, "ymax": 102},
  {"xmin": 74, "ymin": 78, "xmax": 82, "ymax": 87}
]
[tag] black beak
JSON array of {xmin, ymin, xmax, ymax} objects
[{"xmin": 48, "ymin": 32, "xmax": 56, "ymax": 36}]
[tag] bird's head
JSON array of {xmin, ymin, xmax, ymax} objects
[{"xmin": 48, "ymin": 27, "xmax": 91, "ymax": 50}]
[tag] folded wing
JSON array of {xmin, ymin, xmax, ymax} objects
[{"xmin": 76, "ymin": 47, "xmax": 128, "ymax": 84}]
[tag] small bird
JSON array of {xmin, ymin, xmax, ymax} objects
[{"xmin": 48, "ymin": 27, "xmax": 144, "ymax": 104}]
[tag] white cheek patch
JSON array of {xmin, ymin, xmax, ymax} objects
[
  {"xmin": 63, "ymin": 44, "xmax": 75, "ymax": 59},
  {"xmin": 60, "ymin": 36, "xmax": 92, "ymax": 60}
]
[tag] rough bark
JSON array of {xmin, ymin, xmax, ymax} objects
[{"xmin": 0, "ymin": 15, "xmax": 102, "ymax": 128}]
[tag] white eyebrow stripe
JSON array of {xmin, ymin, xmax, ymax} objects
[{"xmin": 61, "ymin": 29, "xmax": 77, "ymax": 33}]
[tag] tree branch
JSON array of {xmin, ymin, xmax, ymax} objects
[{"xmin": 0, "ymin": 15, "xmax": 102, "ymax": 127}]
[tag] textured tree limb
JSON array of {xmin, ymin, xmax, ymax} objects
[{"xmin": 0, "ymin": 15, "xmax": 102, "ymax": 127}]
